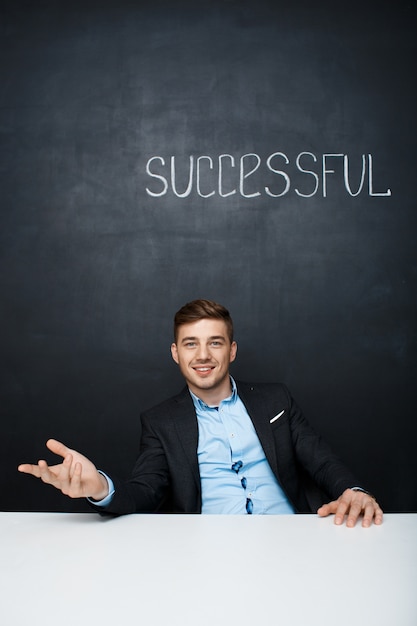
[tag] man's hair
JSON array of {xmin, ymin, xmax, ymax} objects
[{"xmin": 173, "ymin": 299, "xmax": 234, "ymax": 343}]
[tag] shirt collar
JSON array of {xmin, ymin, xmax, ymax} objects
[{"xmin": 189, "ymin": 376, "xmax": 238, "ymax": 410}]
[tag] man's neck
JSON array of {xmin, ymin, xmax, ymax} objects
[{"xmin": 189, "ymin": 379, "xmax": 233, "ymax": 407}]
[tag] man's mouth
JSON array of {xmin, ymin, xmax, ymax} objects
[{"xmin": 193, "ymin": 366, "xmax": 215, "ymax": 375}]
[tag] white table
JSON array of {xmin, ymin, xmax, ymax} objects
[{"xmin": 1, "ymin": 512, "xmax": 416, "ymax": 626}]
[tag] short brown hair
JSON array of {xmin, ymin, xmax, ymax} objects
[{"xmin": 173, "ymin": 299, "xmax": 234, "ymax": 343}]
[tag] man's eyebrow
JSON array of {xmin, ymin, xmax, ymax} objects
[{"xmin": 180, "ymin": 336, "xmax": 198, "ymax": 343}]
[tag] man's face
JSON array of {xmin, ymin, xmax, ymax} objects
[{"xmin": 171, "ymin": 318, "xmax": 237, "ymax": 399}]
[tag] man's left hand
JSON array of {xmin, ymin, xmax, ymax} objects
[{"xmin": 317, "ymin": 488, "xmax": 383, "ymax": 527}]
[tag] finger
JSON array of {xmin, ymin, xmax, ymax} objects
[
  {"xmin": 69, "ymin": 462, "xmax": 83, "ymax": 495},
  {"xmin": 17, "ymin": 463, "xmax": 42, "ymax": 478},
  {"xmin": 63, "ymin": 452, "xmax": 78, "ymax": 480},
  {"xmin": 59, "ymin": 460, "xmax": 85, "ymax": 498},
  {"xmin": 345, "ymin": 500, "xmax": 364, "ymax": 527},
  {"xmin": 317, "ymin": 501, "xmax": 337, "ymax": 517},
  {"xmin": 17, "ymin": 461, "xmax": 64, "ymax": 479},
  {"xmin": 334, "ymin": 498, "xmax": 351, "ymax": 525},
  {"xmin": 374, "ymin": 504, "xmax": 384, "ymax": 525},
  {"xmin": 316, "ymin": 504, "xmax": 328, "ymax": 517},
  {"xmin": 345, "ymin": 494, "xmax": 379, "ymax": 527},
  {"xmin": 36, "ymin": 455, "xmax": 73, "ymax": 491},
  {"xmin": 31, "ymin": 460, "xmax": 53, "ymax": 484},
  {"xmin": 56, "ymin": 453, "xmax": 75, "ymax": 493},
  {"xmin": 46, "ymin": 438, "xmax": 72, "ymax": 459},
  {"xmin": 37, "ymin": 458, "xmax": 64, "ymax": 486},
  {"xmin": 362, "ymin": 500, "xmax": 384, "ymax": 527},
  {"xmin": 361, "ymin": 500, "xmax": 376, "ymax": 528}
]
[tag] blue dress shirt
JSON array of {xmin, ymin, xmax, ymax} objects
[{"xmin": 190, "ymin": 378, "xmax": 295, "ymax": 515}]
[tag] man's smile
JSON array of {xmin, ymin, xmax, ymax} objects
[{"xmin": 193, "ymin": 365, "xmax": 215, "ymax": 375}]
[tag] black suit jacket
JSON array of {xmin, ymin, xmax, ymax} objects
[{"xmin": 99, "ymin": 381, "xmax": 360, "ymax": 515}]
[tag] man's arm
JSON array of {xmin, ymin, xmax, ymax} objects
[
  {"xmin": 18, "ymin": 439, "xmax": 109, "ymax": 501},
  {"xmin": 283, "ymin": 388, "xmax": 384, "ymax": 527},
  {"xmin": 96, "ymin": 412, "xmax": 172, "ymax": 515}
]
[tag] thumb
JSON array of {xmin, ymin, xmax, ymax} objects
[
  {"xmin": 46, "ymin": 438, "xmax": 72, "ymax": 459},
  {"xmin": 317, "ymin": 500, "xmax": 337, "ymax": 517}
]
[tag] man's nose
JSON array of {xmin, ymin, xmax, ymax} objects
[{"xmin": 196, "ymin": 344, "xmax": 210, "ymax": 360}]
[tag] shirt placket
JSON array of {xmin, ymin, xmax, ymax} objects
[{"xmin": 220, "ymin": 401, "xmax": 254, "ymax": 513}]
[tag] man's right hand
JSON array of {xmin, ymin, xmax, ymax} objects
[{"xmin": 18, "ymin": 439, "xmax": 109, "ymax": 501}]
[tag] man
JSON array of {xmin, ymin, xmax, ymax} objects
[{"xmin": 18, "ymin": 299, "xmax": 383, "ymax": 527}]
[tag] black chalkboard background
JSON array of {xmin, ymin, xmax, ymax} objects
[{"xmin": 1, "ymin": 0, "xmax": 416, "ymax": 512}]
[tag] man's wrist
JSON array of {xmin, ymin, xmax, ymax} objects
[
  {"xmin": 87, "ymin": 471, "xmax": 115, "ymax": 505},
  {"xmin": 350, "ymin": 486, "xmax": 376, "ymax": 500}
]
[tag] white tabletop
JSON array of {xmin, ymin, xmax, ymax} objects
[{"xmin": 1, "ymin": 512, "xmax": 416, "ymax": 626}]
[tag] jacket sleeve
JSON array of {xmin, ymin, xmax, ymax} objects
[
  {"xmin": 90, "ymin": 412, "xmax": 171, "ymax": 515},
  {"xmin": 285, "ymin": 387, "xmax": 361, "ymax": 500}
]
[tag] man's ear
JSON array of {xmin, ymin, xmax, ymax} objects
[
  {"xmin": 230, "ymin": 341, "xmax": 237, "ymax": 363},
  {"xmin": 171, "ymin": 343, "xmax": 179, "ymax": 364}
]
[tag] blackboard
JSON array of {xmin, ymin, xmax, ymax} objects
[{"xmin": 1, "ymin": 0, "xmax": 416, "ymax": 512}]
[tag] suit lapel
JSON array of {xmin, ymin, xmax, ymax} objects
[
  {"xmin": 237, "ymin": 382, "xmax": 279, "ymax": 477},
  {"xmin": 171, "ymin": 387, "xmax": 201, "ymax": 491}
]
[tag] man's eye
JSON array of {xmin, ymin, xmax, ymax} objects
[
  {"xmin": 185, "ymin": 342, "xmax": 196, "ymax": 348},
  {"xmin": 211, "ymin": 341, "xmax": 221, "ymax": 346}
]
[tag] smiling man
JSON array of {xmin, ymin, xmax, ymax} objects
[
  {"xmin": 19, "ymin": 299, "xmax": 383, "ymax": 527},
  {"xmin": 171, "ymin": 316, "xmax": 237, "ymax": 405}
]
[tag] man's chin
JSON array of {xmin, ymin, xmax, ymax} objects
[
  {"xmin": 188, "ymin": 373, "xmax": 219, "ymax": 391},
  {"xmin": 191, "ymin": 377, "xmax": 216, "ymax": 389}
]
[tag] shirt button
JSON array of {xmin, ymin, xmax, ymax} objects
[{"xmin": 230, "ymin": 433, "xmax": 235, "ymax": 438}]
